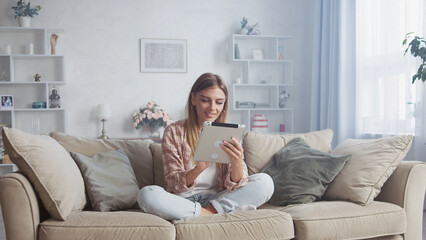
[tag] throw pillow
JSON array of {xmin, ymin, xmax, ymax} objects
[
  {"xmin": 323, "ymin": 135, "xmax": 413, "ymax": 205},
  {"xmin": 261, "ymin": 138, "xmax": 350, "ymax": 206},
  {"xmin": 243, "ymin": 129, "xmax": 334, "ymax": 175},
  {"xmin": 49, "ymin": 131, "xmax": 154, "ymax": 189},
  {"xmin": 70, "ymin": 149, "xmax": 140, "ymax": 212},
  {"xmin": 2, "ymin": 127, "xmax": 86, "ymax": 220}
]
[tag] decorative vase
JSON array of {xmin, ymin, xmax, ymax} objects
[
  {"xmin": 150, "ymin": 127, "xmax": 165, "ymax": 138},
  {"xmin": 18, "ymin": 16, "xmax": 31, "ymax": 27}
]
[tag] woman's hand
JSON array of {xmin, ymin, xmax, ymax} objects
[
  {"xmin": 221, "ymin": 137, "xmax": 244, "ymax": 182},
  {"xmin": 186, "ymin": 161, "xmax": 210, "ymax": 187}
]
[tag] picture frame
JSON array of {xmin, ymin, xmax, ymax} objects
[
  {"xmin": 252, "ymin": 49, "xmax": 264, "ymax": 60},
  {"xmin": 0, "ymin": 95, "xmax": 13, "ymax": 110},
  {"xmin": 140, "ymin": 38, "xmax": 187, "ymax": 73}
]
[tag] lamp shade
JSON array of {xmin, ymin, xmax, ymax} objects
[{"xmin": 96, "ymin": 104, "xmax": 111, "ymax": 120}]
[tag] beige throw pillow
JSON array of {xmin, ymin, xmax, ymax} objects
[
  {"xmin": 243, "ymin": 129, "xmax": 334, "ymax": 175},
  {"xmin": 70, "ymin": 149, "xmax": 140, "ymax": 211},
  {"xmin": 2, "ymin": 128, "xmax": 86, "ymax": 220},
  {"xmin": 323, "ymin": 135, "xmax": 413, "ymax": 205}
]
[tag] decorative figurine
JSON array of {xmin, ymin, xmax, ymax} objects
[
  {"xmin": 49, "ymin": 88, "xmax": 61, "ymax": 108},
  {"xmin": 279, "ymin": 90, "xmax": 290, "ymax": 108},
  {"xmin": 0, "ymin": 71, "xmax": 8, "ymax": 82},
  {"xmin": 50, "ymin": 33, "xmax": 59, "ymax": 55},
  {"xmin": 33, "ymin": 73, "xmax": 41, "ymax": 82}
]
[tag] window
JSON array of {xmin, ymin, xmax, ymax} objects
[{"xmin": 356, "ymin": 0, "xmax": 424, "ymax": 136}]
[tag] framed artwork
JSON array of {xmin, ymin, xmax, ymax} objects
[
  {"xmin": 252, "ymin": 49, "xmax": 264, "ymax": 60},
  {"xmin": 140, "ymin": 38, "xmax": 187, "ymax": 73},
  {"xmin": 0, "ymin": 95, "xmax": 13, "ymax": 110}
]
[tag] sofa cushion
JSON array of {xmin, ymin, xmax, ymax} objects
[
  {"xmin": 174, "ymin": 209, "xmax": 294, "ymax": 240},
  {"xmin": 261, "ymin": 138, "xmax": 350, "ymax": 206},
  {"xmin": 243, "ymin": 129, "xmax": 333, "ymax": 175},
  {"xmin": 70, "ymin": 149, "xmax": 140, "ymax": 212},
  {"xmin": 49, "ymin": 131, "xmax": 154, "ymax": 188},
  {"xmin": 2, "ymin": 128, "xmax": 86, "ymax": 220},
  {"xmin": 323, "ymin": 135, "xmax": 413, "ymax": 205},
  {"xmin": 260, "ymin": 201, "xmax": 406, "ymax": 240},
  {"xmin": 150, "ymin": 143, "xmax": 165, "ymax": 188},
  {"xmin": 39, "ymin": 211, "xmax": 175, "ymax": 240}
]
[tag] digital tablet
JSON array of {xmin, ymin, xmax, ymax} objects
[{"xmin": 193, "ymin": 121, "xmax": 246, "ymax": 164}]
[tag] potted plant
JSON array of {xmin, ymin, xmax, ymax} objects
[
  {"xmin": 11, "ymin": 0, "xmax": 41, "ymax": 27},
  {"xmin": 403, "ymin": 33, "xmax": 426, "ymax": 84}
]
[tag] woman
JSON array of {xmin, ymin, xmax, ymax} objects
[{"xmin": 137, "ymin": 73, "xmax": 274, "ymax": 221}]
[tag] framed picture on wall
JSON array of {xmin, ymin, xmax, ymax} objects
[
  {"xmin": 0, "ymin": 95, "xmax": 13, "ymax": 110},
  {"xmin": 140, "ymin": 38, "xmax": 187, "ymax": 73}
]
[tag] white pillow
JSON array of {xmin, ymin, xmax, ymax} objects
[
  {"xmin": 323, "ymin": 135, "xmax": 413, "ymax": 205},
  {"xmin": 243, "ymin": 129, "xmax": 334, "ymax": 175},
  {"xmin": 2, "ymin": 127, "xmax": 86, "ymax": 220}
]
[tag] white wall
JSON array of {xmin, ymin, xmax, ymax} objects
[{"xmin": 0, "ymin": 0, "xmax": 316, "ymax": 138}]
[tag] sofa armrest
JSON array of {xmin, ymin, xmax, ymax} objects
[
  {"xmin": 375, "ymin": 160, "xmax": 426, "ymax": 240},
  {"xmin": 0, "ymin": 172, "xmax": 41, "ymax": 240}
]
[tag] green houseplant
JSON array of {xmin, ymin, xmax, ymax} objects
[
  {"xmin": 11, "ymin": 0, "xmax": 41, "ymax": 27},
  {"xmin": 403, "ymin": 33, "xmax": 426, "ymax": 84}
]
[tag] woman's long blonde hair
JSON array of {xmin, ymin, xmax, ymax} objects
[{"xmin": 184, "ymin": 73, "xmax": 228, "ymax": 156}]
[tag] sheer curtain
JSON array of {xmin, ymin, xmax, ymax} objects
[
  {"xmin": 355, "ymin": 0, "xmax": 425, "ymax": 159},
  {"xmin": 310, "ymin": 0, "xmax": 356, "ymax": 147}
]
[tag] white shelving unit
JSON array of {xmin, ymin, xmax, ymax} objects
[
  {"xmin": 228, "ymin": 34, "xmax": 294, "ymax": 133},
  {"xmin": 0, "ymin": 27, "xmax": 65, "ymax": 135}
]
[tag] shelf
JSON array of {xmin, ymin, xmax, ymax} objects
[
  {"xmin": 0, "ymin": 27, "xmax": 64, "ymax": 32},
  {"xmin": 234, "ymin": 108, "xmax": 292, "ymax": 111},
  {"xmin": 14, "ymin": 108, "xmax": 64, "ymax": 111},
  {"xmin": 0, "ymin": 27, "xmax": 66, "ymax": 134},
  {"xmin": 229, "ymin": 34, "xmax": 294, "ymax": 134},
  {"xmin": 0, "ymin": 81, "xmax": 65, "ymax": 85}
]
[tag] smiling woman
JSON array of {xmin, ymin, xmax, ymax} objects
[{"xmin": 135, "ymin": 72, "xmax": 275, "ymax": 221}]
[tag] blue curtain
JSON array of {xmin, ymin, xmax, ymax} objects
[{"xmin": 310, "ymin": 0, "xmax": 356, "ymax": 147}]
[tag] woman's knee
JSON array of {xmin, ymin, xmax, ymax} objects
[
  {"xmin": 249, "ymin": 173, "xmax": 274, "ymax": 197},
  {"xmin": 137, "ymin": 185, "xmax": 164, "ymax": 209}
]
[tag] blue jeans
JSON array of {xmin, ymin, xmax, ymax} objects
[{"xmin": 137, "ymin": 173, "xmax": 274, "ymax": 220}]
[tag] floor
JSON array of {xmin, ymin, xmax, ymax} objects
[{"xmin": 0, "ymin": 208, "xmax": 424, "ymax": 239}]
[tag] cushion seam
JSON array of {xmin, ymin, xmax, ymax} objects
[
  {"xmin": 39, "ymin": 224, "xmax": 175, "ymax": 229},
  {"xmin": 175, "ymin": 214, "xmax": 290, "ymax": 225},
  {"xmin": 291, "ymin": 209, "xmax": 404, "ymax": 222}
]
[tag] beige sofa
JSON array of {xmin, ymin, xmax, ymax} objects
[{"xmin": 0, "ymin": 128, "xmax": 425, "ymax": 240}]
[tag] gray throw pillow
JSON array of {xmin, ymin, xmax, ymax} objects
[
  {"xmin": 70, "ymin": 149, "xmax": 140, "ymax": 212},
  {"xmin": 261, "ymin": 138, "xmax": 350, "ymax": 206}
]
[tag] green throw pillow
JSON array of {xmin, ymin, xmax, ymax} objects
[
  {"xmin": 70, "ymin": 149, "xmax": 140, "ymax": 212},
  {"xmin": 261, "ymin": 138, "xmax": 350, "ymax": 206}
]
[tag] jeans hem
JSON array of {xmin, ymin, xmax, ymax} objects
[{"xmin": 210, "ymin": 199, "xmax": 224, "ymax": 214}]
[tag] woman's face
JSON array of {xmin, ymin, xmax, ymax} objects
[{"xmin": 191, "ymin": 86, "xmax": 226, "ymax": 127}]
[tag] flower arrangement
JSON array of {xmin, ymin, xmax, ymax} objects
[
  {"xmin": 11, "ymin": 0, "xmax": 41, "ymax": 18},
  {"xmin": 133, "ymin": 101, "xmax": 172, "ymax": 132},
  {"xmin": 240, "ymin": 17, "xmax": 261, "ymax": 35}
]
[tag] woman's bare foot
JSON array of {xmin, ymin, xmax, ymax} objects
[{"xmin": 200, "ymin": 204, "xmax": 217, "ymax": 216}]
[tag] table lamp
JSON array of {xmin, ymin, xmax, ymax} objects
[{"xmin": 96, "ymin": 104, "xmax": 111, "ymax": 140}]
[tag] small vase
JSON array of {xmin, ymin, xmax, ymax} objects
[
  {"xmin": 150, "ymin": 127, "xmax": 165, "ymax": 138},
  {"xmin": 18, "ymin": 17, "xmax": 31, "ymax": 27}
]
